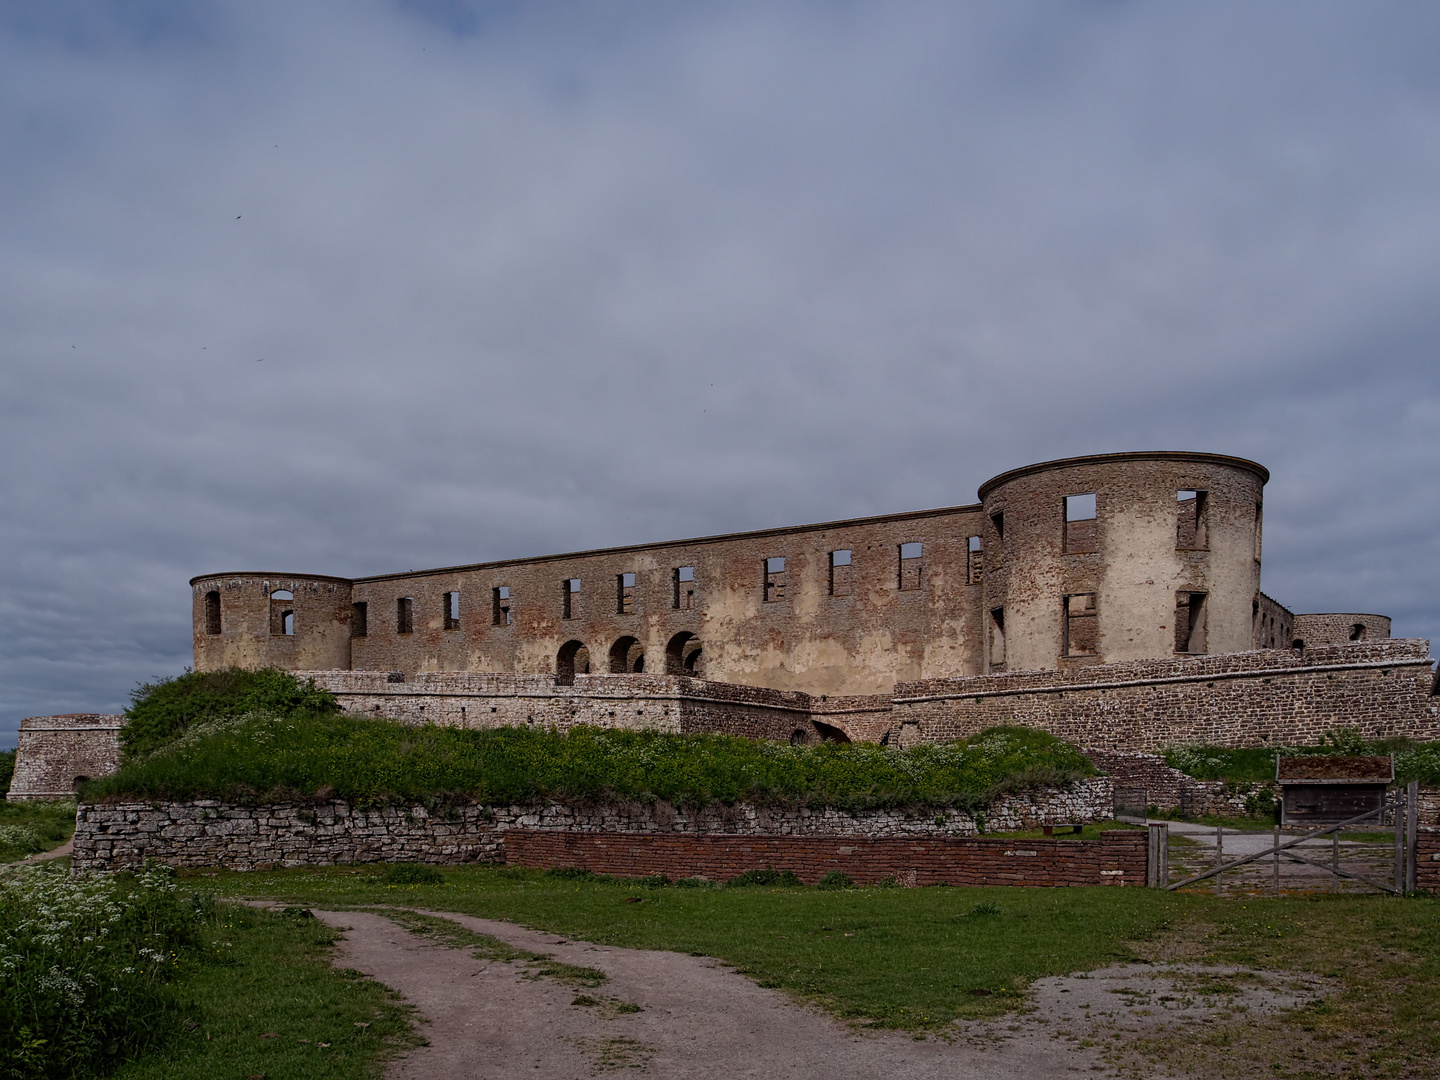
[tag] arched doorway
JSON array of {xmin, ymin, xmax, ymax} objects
[
  {"xmin": 665, "ymin": 631, "xmax": 703, "ymax": 676},
  {"xmin": 556, "ymin": 640, "xmax": 590, "ymax": 685},
  {"xmin": 609, "ymin": 636, "xmax": 644, "ymax": 673},
  {"xmin": 812, "ymin": 721, "xmax": 851, "ymax": 744}
]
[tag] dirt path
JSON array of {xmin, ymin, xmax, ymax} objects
[
  {"xmin": 310, "ymin": 908, "xmax": 1326, "ymax": 1079},
  {"xmin": 0, "ymin": 837, "xmax": 72, "ymax": 874}
]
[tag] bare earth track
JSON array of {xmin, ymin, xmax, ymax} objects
[{"xmin": 310, "ymin": 909, "xmax": 1326, "ymax": 1079}]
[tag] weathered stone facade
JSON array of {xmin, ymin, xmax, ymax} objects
[
  {"xmin": 193, "ymin": 452, "xmax": 1341, "ymax": 695},
  {"xmin": 70, "ymin": 780, "xmax": 1114, "ymax": 871},
  {"xmin": 7, "ymin": 715, "xmax": 122, "ymax": 801}
]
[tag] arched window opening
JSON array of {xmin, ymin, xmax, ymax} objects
[
  {"xmin": 609, "ymin": 636, "xmax": 644, "ymax": 673},
  {"xmin": 270, "ymin": 590, "xmax": 296, "ymax": 636},
  {"xmin": 556, "ymin": 640, "xmax": 591, "ymax": 686},
  {"xmin": 789, "ymin": 729, "xmax": 810, "ymax": 746},
  {"xmin": 1350, "ymin": 623, "xmax": 1367, "ymax": 641},
  {"xmin": 812, "ymin": 721, "xmax": 851, "ymax": 744},
  {"xmin": 204, "ymin": 590, "xmax": 221, "ymax": 635},
  {"xmin": 73, "ymin": 776, "xmax": 90, "ymax": 791},
  {"xmin": 665, "ymin": 631, "xmax": 700, "ymax": 676}
]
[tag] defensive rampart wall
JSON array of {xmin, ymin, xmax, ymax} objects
[
  {"xmin": 71, "ymin": 780, "xmax": 1114, "ymax": 872},
  {"xmin": 890, "ymin": 640, "xmax": 1439, "ymax": 752}
]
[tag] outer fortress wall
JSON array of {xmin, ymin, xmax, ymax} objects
[
  {"xmin": 890, "ymin": 639, "xmax": 1440, "ymax": 752},
  {"xmin": 299, "ymin": 639, "xmax": 1439, "ymax": 752}
]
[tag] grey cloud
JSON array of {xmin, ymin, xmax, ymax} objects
[{"xmin": 2, "ymin": 1, "xmax": 1438, "ymax": 744}]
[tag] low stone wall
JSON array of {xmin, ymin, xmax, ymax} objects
[
  {"xmin": 72, "ymin": 779, "xmax": 1112, "ymax": 872},
  {"xmin": 507, "ymin": 829, "xmax": 1147, "ymax": 888},
  {"xmin": 893, "ymin": 640, "xmax": 1440, "ymax": 752},
  {"xmin": 8, "ymin": 715, "xmax": 122, "ymax": 801},
  {"xmin": 302, "ymin": 670, "xmax": 845, "ymax": 744}
]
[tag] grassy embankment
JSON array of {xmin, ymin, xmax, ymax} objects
[{"xmin": 87, "ymin": 709, "xmax": 1096, "ymax": 815}]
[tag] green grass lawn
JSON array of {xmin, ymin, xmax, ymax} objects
[
  {"xmin": 0, "ymin": 798, "xmax": 76, "ymax": 863},
  {"xmin": 190, "ymin": 864, "xmax": 1174, "ymax": 1027},
  {"xmin": 109, "ymin": 902, "xmax": 419, "ymax": 1080}
]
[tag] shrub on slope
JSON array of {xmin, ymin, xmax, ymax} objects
[{"xmin": 121, "ymin": 668, "xmax": 338, "ymax": 760}]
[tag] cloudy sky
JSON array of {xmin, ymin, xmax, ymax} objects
[{"xmin": 2, "ymin": 1, "xmax": 1438, "ymax": 746}]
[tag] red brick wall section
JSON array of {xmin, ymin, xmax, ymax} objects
[
  {"xmin": 1417, "ymin": 829, "xmax": 1440, "ymax": 893},
  {"xmin": 504, "ymin": 829, "xmax": 1147, "ymax": 888}
]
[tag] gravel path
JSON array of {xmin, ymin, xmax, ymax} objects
[{"xmin": 310, "ymin": 908, "xmax": 1326, "ymax": 1079}]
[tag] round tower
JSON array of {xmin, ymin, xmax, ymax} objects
[
  {"xmin": 976, "ymin": 452, "xmax": 1268, "ymax": 673},
  {"xmin": 191, "ymin": 572, "xmax": 354, "ymax": 672}
]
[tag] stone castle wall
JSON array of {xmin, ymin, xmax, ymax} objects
[
  {"xmin": 8, "ymin": 715, "xmax": 122, "ymax": 801},
  {"xmin": 70, "ymin": 779, "xmax": 1113, "ymax": 871},
  {"xmin": 891, "ymin": 640, "xmax": 1439, "ymax": 752}
]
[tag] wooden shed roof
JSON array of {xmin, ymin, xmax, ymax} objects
[{"xmin": 1276, "ymin": 755, "xmax": 1393, "ymax": 784}]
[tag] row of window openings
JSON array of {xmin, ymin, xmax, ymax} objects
[
  {"xmin": 208, "ymin": 544, "xmax": 985, "ymax": 640},
  {"xmin": 986, "ymin": 491, "xmax": 1259, "ymax": 557},
  {"xmin": 984, "ymin": 591, "xmax": 1210, "ymax": 665},
  {"xmin": 360, "ymin": 545, "xmax": 979, "ymax": 636}
]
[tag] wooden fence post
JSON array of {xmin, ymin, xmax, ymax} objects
[{"xmin": 1407, "ymin": 781, "xmax": 1419, "ymax": 896}]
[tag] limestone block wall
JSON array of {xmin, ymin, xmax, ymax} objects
[
  {"xmin": 8, "ymin": 715, "xmax": 122, "ymax": 800},
  {"xmin": 71, "ymin": 779, "xmax": 1113, "ymax": 871},
  {"xmin": 892, "ymin": 640, "xmax": 1440, "ymax": 752}
]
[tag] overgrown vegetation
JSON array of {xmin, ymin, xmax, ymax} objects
[
  {"xmin": 0, "ymin": 866, "xmax": 214, "ymax": 1079},
  {"xmin": 0, "ymin": 750, "xmax": 14, "ymax": 795},
  {"xmin": 1164, "ymin": 728, "xmax": 1440, "ymax": 786},
  {"xmin": 87, "ymin": 715, "xmax": 1094, "ymax": 810},
  {"xmin": 0, "ymin": 800, "xmax": 76, "ymax": 864},
  {"xmin": 120, "ymin": 668, "xmax": 339, "ymax": 760}
]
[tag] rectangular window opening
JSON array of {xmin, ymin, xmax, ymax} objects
[
  {"xmin": 492, "ymin": 586, "xmax": 511, "ymax": 627},
  {"xmin": 617, "ymin": 572, "xmax": 636, "ymax": 615},
  {"xmin": 562, "ymin": 578, "xmax": 580, "ymax": 619},
  {"xmin": 989, "ymin": 510, "xmax": 1004, "ymax": 540},
  {"xmin": 281, "ymin": 610, "xmax": 294, "ymax": 636},
  {"xmin": 1177, "ymin": 490, "xmax": 1209, "ymax": 550},
  {"xmin": 396, "ymin": 597, "xmax": 413, "ymax": 635},
  {"xmin": 989, "ymin": 607, "xmax": 1006, "ymax": 668},
  {"xmin": 1064, "ymin": 493, "xmax": 1098, "ymax": 554},
  {"xmin": 1175, "ymin": 591, "xmax": 1207, "ymax": 653},
  {"xmin": 673, "ymin": 567, "xmax": 695, "ymax": 610},
  {"xmin": 1064, "ymin": 593, "xmax": 1098, "ymax": 657},
  {"xmin": 204, "ymin": 590, "xmax": 221, "ymax": 635},
  {"xmin": 1255, "ymin": 501, "xmax": 1264, "ymax": 561},
  {"xmin": 898, "ymin": 542, "xmax": 923, "ymax": 590},
  {"xmin": 828, "ymin": 550, "xmax": 853, "ymax": 597},
  {"xmin": 351, "ymin": 601, "xmax": 368, "ymax": 638},
  {"xmin": 966, "ymin": 535, "xmax": 983, "ymax": 585},
  {"xmin": 764, "ymin": 556, "xmax": 786, "ymax": 603},
  {"xmin": 443, "ymin": 591, "xmax": 460, "ymax": 630}
]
